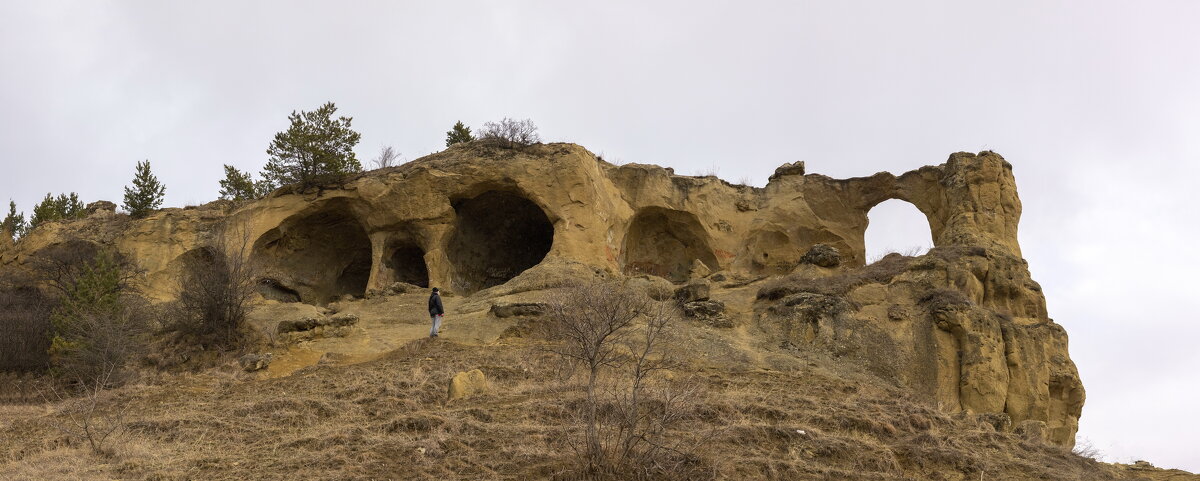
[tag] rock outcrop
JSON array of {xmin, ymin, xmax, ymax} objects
[{"xmin": 0, "ymin": 142, "xmax": 1084, "ymax": 446}]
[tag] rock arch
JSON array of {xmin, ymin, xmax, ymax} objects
[
  {"xmin": 621, "ymin": 207, "xmax": 719, "ymax": 282},
  {"xmin": 864, "ymin": 199, "xmax": 934, "ymax": 262},
  {"xmin": 252, "ymin": 201, "xmax": 372, "ymax": 304},
  {"xmin": 447, "ymin": 190, "xmax": 554, "ymax": 293}
]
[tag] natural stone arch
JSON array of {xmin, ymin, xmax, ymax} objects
[
  {"xmin": 621, "ymin": 207, "xmax": 719, "ymax": 282},
  {"xmin": 863, "ymin": 199, "xmax": 934, "ymax": 263},
  {"xmin": 252, "ymin": 201, "xmax": 372, "ymax": 304},
  {"xmin": 447, "ymin": 190, "xmax": 554, "ymax": 293}
]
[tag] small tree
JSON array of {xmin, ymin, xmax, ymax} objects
[
  {"xmin": 370, "ymin": 145, "xmax": 403, "ymax": 169},
  {"xmin": 445, "ymin": 121, "xmax": 475, "ymax": 147},
  {"xmin": 261, "ymin": 102, "xmax": 362, "ymax": 190},
  {"xmin": 174, "ymin": 225, "xmax": 257, "ymax": 348},
  {"xmin": 122, "ymin": 160, "xmax": 165, "ymax": 219},
  {"xmin": 48, "ymin": 250, "xmax": 147, "ymax": 383},
  {"xmin": 478, "ymin": 117, "xmax": 540, "ymax": 147},
  {"xmin": 2, "ymin": 200, "xmax": 26, "ymax": 240},
  {"xmin": 218, "ymin": 165, "xmax": 270, "ymax": 201},
  {"xmin": 29, "ymin": 193, "xmax": 85, "ymax": 229}
]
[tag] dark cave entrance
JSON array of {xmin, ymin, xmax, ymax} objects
[
  {"xmin": 252, "ymin": 204, "xmax": 373, "ymax": 304},
  {"xmin": 448, "ymin": 190, "xmax": 554, "ymax": 293},
  {"xmin": 622, "ymin": 207, "xmax": 719, "ymax": 283},
  {"xmin": 387, "ymin": 242, "xmax": 430, "ymax": 288}
]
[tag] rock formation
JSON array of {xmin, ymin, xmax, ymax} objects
[{"xmin": 0, "ymin": 141, "xmax": 1084, "ymax": 446}]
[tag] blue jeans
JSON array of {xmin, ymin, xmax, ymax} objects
[{"xmin": 430, "ymin": 314, "xmax": 443, "ymax": 337}]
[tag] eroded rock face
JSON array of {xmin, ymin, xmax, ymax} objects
[{"xmin": 0, "ymin": 142, "xmax": 1083, "ymax": 446}]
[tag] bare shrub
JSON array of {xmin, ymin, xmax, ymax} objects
[
  {"xmin": 0, "ymin": 274, "xmax": 52, "ymax": 372},
  {"xmin": 370, "ymin": 145, "xmax": 403, "ymax": 169},
  {"xmin": 40, "ymin": 364, "xmax": 131, "ymax": 456},
  {"xmin": 173, "ymin": 224, "xmax": 258, "ymax": 348},
  {"xmin": 478, "ymin": 117, "xmax": 541, "ymax": 147},
  {"xmin": 544, "ymin": 280, "xmax": 705, "ymax": 477}
]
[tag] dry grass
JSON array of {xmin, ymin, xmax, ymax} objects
[{"xmin": 0, "ymin": 333, "xmax": 1125, "ymax": 480}]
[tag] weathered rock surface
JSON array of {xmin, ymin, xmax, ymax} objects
[
  {"xmin": 0, "ymin": 143, "xmax": 1084, "ymax": 446},
  {"xmin": 448, "ymin": 369, "xmax": 488, "ymax": 401}
]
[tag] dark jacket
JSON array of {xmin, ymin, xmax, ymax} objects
[{"xmin": 428, "ymin": 293, "xmax": 444, "ymax": 316}]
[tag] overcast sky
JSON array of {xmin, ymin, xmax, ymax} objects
[{"xmin": 2, "ymin": 0, "xmax": 1198, "ymax": 471}]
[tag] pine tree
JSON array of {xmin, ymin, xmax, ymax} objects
[
  {"xmin": 29, "ymin": 192, "xmax": 85, "ymax": 229},
  {"xmin": 261, "ymin": 102, "xmax": 362, "ymax": 190},
  {"xmin": 2, "ymin": 200, "xmax": 26, "ymax": 240},
  {"xmin": 48, "ymin": 250, "xmax": 130, "ymax": 379},
  {"xmin": 445, "ymin": 121, "xmax": 475, "ymax": 147},
  {"xmin": 123, "ymin": 160, "xmax": 166, "ymax": 219},
  {"xmin": 219, "ymin": 165, "xmax": 270, "ymax": 201}
]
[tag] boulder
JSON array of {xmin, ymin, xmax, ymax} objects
[
  {"xmin": 448, "ymin": 369, "xmax": 488, "ymax": 401},
  {"xmin": 682, "ymin": 300, "xmax": 732, "ymax": 328},
  {"xmin": 238, "ymin": 353, "xmax": 272, "ymax": 372},
  {"xmin": 1014, "ymin": 419, "xmax": 1047, "ymax": 443},
  {"xmin": 799, "ymin": 244, "xmax": 841, "ymax": 268},
  {"xmin": 768, "ymin": 161, "xmax": 805, "ymax": 181},
  {"xmin": 489, "ymin": 302, "xmax": 547, "ymax": 318},
  {"xmin": 673, "ymin": 280, "xmax": 711, "ymax": 304}
]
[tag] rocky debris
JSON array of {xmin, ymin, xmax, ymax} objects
[
  {"xmin": 238, "ymin": 353, "xmax": 272, "ymax": 372},
  {"xmin": 682, "ymin": 300, "xmax": 732, "ymax": 328},
  {"xmin": 673, "ymin": 280, "xmax": 711, "ymax": 304},
  {"xmin": 768, "ymin": 161, "xmax": 806, "ymax": 181},
  {"xmin": 799, "ymin": 244, "xmax": 841, "ymax": 268},
  {"xmin": 85, "ymin": 200, "xmax": 117, "ymax": 218},
  {"xmin": 448, "ymin": 369, "xmax": 488, "ymax": 401},
  {"xmin": 975, "ymin": 412, "xmax": 1012, "ymax": 432},
  {"xmin": 275, "ymin": 314, "xmax": 359, "ymax": 344},
  {"xmin": 626, "ymin": 275, "xmax": 675, "ymax": 301},
  {"xmin": 489, "ymin": 302, "xmax": 547, "ymax": 318},
  {"xmin": 1013, "ymin": 419, "xmax": 1046, "ymax": 443},
  {"xmin": 689, "ymin": 259, "xmax": 712, "ymax": 279},
  {"xmin": 366, "ymin": 282, "xmax": 421, "ymax": 299}
]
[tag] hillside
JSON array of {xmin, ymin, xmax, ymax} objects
[{"xmin": 1, "ymin": 142, "xmax": 1194, "ymax": 480}]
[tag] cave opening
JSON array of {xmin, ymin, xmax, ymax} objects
[
  {"xmin": 447, "ymin": 190, "xmax": 554, "ymax": 293},
  {"xmin": 864, "ymin": 199, "xmax": 933, "ymax": 264},
  {"xmin": 252, "ymin": 204, "xmax": 373, "ymax": 304},
  {"xmin": 622, "ymin": 207, "xmax": 719, "ymax": 283},
  {"xmin": 388, "ymin": 243, "xmax": 430, "ymax": 288}
]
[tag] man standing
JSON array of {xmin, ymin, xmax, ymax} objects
[{"xmin": 428, "ymin": 287, "xmax": 445, "ymax": 338}]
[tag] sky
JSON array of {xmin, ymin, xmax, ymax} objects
[{"xmin": 2, "ymin": 0, "xmax": 1198, "ymax": 471}]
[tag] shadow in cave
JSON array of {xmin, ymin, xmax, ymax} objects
[
  {"xmin": 622, "ymin": 207, "xmax": 719, "ymax": 283},
  {"xmin": 387, "ymin": 242, "xmax": 430, "ymax": 288},
  {"xmin": 252, "ymin": 204, "xmax": 372, "ymax": 304},
  {"xmin": 448, "ymin": 190, "xmax": 554, "ymax": 293}
]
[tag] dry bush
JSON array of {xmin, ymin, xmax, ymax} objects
[
  {"xmin": 478, "ymin": 117, "xmax": 541, "ymax": 147},
  {"xmin": 543, "ymin": 280, "xmax": 708, "ymax": 479},
  {"xmin": 40, "ymin": 364, "xmax": 132, "ymax": 456},
  {"xmin": 758, "ymin": 253, "xmax": 914, "ymax": 301},
  {"xmin": 0, "ymin": 276, "xmax": 52, "ymax": 372},
  {"xmin": 172, "ymin": 225, "xmax": 258, "ymax": 348}
]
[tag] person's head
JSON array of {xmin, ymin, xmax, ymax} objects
[{"xmin": 432, "ymin": 287, "xmax": 439, "ymax": 294}]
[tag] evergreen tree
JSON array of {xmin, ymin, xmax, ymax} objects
[
  {"xmin": 48, "ymin": 250, "xmax": 124, "ymax": 376},
  {"xmin": 445, "ymin": 121, "xmax": 475, "ymax": 147},
  {"xmin": 29, "ymin": 192, "xmax": 85, "ymax": 229},
  {"xmin": 219, "ymin": 165, "xmax": 270, "ymax": 201},
  {"xmin": 261, "ymin": 102, "xmax": 362, "ymax": 190},
  {"xmin": 2, "ymin": 200, "xmax": 26, "ymax": 240},
  {"xmin": 122, "ymin": 160, "xmax": 166, "ymax": 219}
]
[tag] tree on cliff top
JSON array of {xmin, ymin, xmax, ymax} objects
[
  {"xmin": 2, "ymin": 200, "xmax": 26, "ymax": 240},
  {"xmin": 261, "ymin": 102, "xmax": 362, "ymax": 191},
  {"xmin": 445, "ymin": 121, "xmax": 474, "ymax": 147},
  {"xmin": 29, "ymin": 192, "xmax": 85, "ymax": 230},
  {"xmin": 122, "ymin": 160, "xmax": 166, "ymax": 219},
  {"xmin": 219, "ymin": 165, "xmax": 271, "ymax": 202}
]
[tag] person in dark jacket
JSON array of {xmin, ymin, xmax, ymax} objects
[{"xmin": 428, "ymin": 287, "xmax": 445, "ymax": 337}]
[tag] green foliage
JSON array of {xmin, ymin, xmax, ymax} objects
[
  {"xmin": 261, "ymin": 102, "xmax": 362, "ymax": 190},
  {"xmin": 445, "ymin": 121, "xmax": 475, "ymax": 147},
  {"xmin": 29, "ymin": 192, "xmax": 85, "ymax": 229},
  {"xmin": 219, "ymin": 165, "xmax": 271, "ymax": 201},
  {"xmin": 2, "ymin": 200, "xmax": 26, "ymax": 240},
  {"xmin": 123, "ymin": 160, "xmax": 166, "ymax": 218},
  {"xmin": 48, "ymin": 251, "xmax": 123, "ymax": 374}
]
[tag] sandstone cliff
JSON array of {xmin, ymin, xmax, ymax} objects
[{"xmin": 0, "ymin": 141, "xmax": 1085, "ymax": 446}]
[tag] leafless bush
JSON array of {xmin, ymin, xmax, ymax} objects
[
  {"xmin": 53, "ymin": 294, "xmax": 152, "ymax": 385},
  {"xmin": 478, "ymin": 117, "xmax": 541, "ymax": 146},
  {"xmin": 41, "ymin": 364, "xmax": 131, "ymax": 456},
  {"xmin": 370, "ymin": 145, "xmax": 403, "ymax": 169},
  {"xmin": 544, "ymin": 280, "xmax": 704, "ymax": 477},
  {"xmin": 0, "ymin": 274, "xmax": 52, "ymax": 372},
  {"xmin": 173, "ymin": 224, "xmax": 257, "ymax": 348}
]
